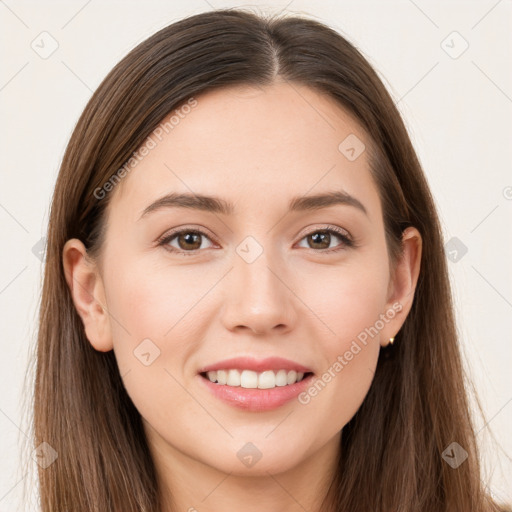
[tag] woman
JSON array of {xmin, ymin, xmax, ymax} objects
[{"xmin": 28, "ymin": 8, "xmax": 510, "ymax": 511}]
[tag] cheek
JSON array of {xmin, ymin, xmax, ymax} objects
[
  {"xmin": 105, "ymin": 256, "xmax": 207, "ymax": 345},
  {"xmin": 105, "ymin": 266, "xmax": 203, "ymax": 443},
  {"xmin": 298, "ymin": 254, "xmax": 389, "ymax": 343},
  {"xmin": 104, "ymin": 255, "xmax": 217, "ymax": 390},
  {"xmin": 295, "ymin": 257, "xmax": 387, "ymax": 424},
  {"xmin": 315, "ymin": 343, "xmax": 380, "ymax": 438},
  {"xmin": 299, "ymin": 324, "xmax": 381, "ymax": 438}
]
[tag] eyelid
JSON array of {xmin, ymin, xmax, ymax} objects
[
  {"xmin": 156, "ymin": 224, "xmax": 220, "ymax": 248},
  {"xmin": 295, "ymin": 223, "xmax": 351, "ymax": 240}
]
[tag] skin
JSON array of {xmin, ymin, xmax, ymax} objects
[{"xmin": 63, "ymin": 81, "xmax": 422, "ymax": 511}]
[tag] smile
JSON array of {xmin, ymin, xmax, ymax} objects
[
  {"xmin": 202, "ymin": 369, "xmax": 309, "ymax": 388},
  {"xmin": 198, "ymin": 370, "xmax": 315, "ymax": 412}
]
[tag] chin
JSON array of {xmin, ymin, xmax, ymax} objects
[{"xmin": 202, "ymin": 438, "xmax": 309, "ymax": 477}]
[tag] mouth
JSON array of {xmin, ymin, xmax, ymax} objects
[
  {"xmin": 199, "ymin": 369, "xmax": 314, "ymax": 389},
  {"xmin": 197, "ymin": 369, "xmax": 315, "ymax": 412}
]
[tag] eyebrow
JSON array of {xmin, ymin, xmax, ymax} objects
[{"xmin": 138, "ymin": 189, "xmax": 368, "ymax": 220}]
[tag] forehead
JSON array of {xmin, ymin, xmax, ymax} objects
[{"xmin": 107, "ymin": 81, "xmax": 381, "ymax": 223}]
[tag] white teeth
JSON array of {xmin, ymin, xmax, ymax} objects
[
  {"xmin": 227, "ymin": 369, "xmax": 241, "ymax": 386},
  {"xmin": 275, "ymin": 369, "xmax": 288, "ymax": 386},
  {"xmin": 258, "ymin": 370, "xmax": 275, "ymax": 389},
  {"xmin": 205, "ymin": 369, "xmax": 308, "ymax": 388},
  {"xmin": 240, "ymin": 370, "xmax": 258, "ymax": 389},
  {"xmin": 286, "ymin": 370, "xmax": 297, "ymax": 385}
]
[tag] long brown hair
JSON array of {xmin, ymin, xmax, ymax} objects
[{"xmin": 23, "ymin": 7, "xmax": 510, "ymax": 511}]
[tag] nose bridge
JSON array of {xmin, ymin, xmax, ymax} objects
[{"xmin": 221, "ymin": 235, "xmax": 295, "ymax": 334}]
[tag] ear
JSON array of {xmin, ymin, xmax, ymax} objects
[
  {"xmin": 380, "ymin": 226, "xmax": 422, "ymax": 347},
  {"xmin": 62, "ymin": 238, "xmax": 113, "ymax": 352}
]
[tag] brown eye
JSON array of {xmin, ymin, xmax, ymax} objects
[
  {"xmin": 297, "ymin": 227, "xmax": 353, "ymax": 252},
  {"xmin": 158, "ymin": 229, "xmax": 215, "ymax": 255},
  {"xmin": 307, "ymin": 231, "xmax": 331, "ymax": 249},
  {"xmin": 175, "ymin": 232, "xmax": 203, "ymax": 250},
  {"xmin": 158, "ymin": 225, "xmax": 354, "ymax": 256}
]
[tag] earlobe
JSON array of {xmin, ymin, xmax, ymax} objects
[
  {"xmin": 62, "ymin": 239, "xmax": 113, "ymax": 352},
  {"xmin": 380, "ymin": 227, "xmax": 423, "ymax": 347}
]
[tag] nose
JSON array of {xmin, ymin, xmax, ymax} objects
[{"xmin": 219, "ymin": 245, "xmax": 297, "ymax": 336}]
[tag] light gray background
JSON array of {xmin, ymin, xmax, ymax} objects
[{"xmin": 1, "ymin": 0, "xmax": 511, "ymax": 509}]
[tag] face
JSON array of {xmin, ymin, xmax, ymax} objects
[{"xmin": 64, "ymin": 81, "xmax": 421, "ymax": 480}]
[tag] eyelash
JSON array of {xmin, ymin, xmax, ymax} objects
[{"xmin": 156, "ymin": 225, "xmax": 355, "ymax": 257}]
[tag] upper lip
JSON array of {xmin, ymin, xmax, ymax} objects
[{"xmin": 198, "ymin": 356, "xmax": 313, "ymax": 374}]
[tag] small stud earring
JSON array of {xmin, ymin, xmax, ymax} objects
[{"xmin": 389, "ymin": 337, "xmax": 395, "ymax": 345}]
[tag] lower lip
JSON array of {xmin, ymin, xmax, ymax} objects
[{"xmin": 198, "ymin": 373, "xmax": 314, "ymax": 412}]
